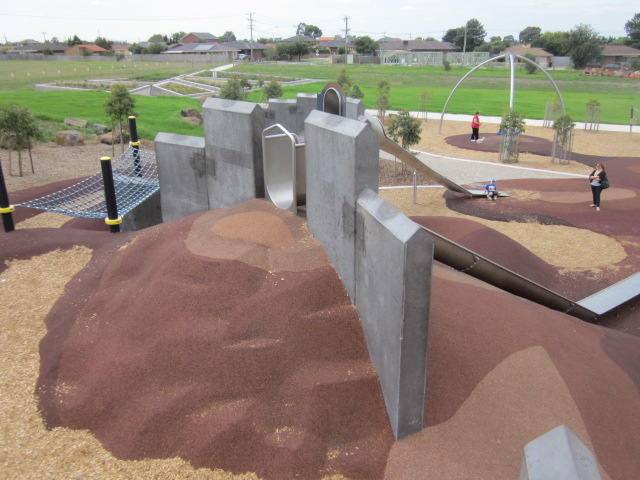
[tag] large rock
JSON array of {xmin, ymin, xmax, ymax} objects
[
  {"xmin": 92, "ymin": 124, "xmax": 110, "ymax": 134},
  {"xmin": 180, "ymin": 108, "xmax": 202, "ymax": 119},
  {"xmin": 100, "ymin": 131, "xmax": 130, "ymax": 145},
  {"xmin": 64, "ymin": 117, "xmax": 88, "ymax": 128},
  {"xmin": 55, "ymin": 130, "xmax": 85, "ymax": 146},
  {"xmin": 183, "ymin": 116, "xmax": 203, "ymax": 126}
]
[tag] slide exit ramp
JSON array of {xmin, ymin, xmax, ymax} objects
[
  {"xmin": 421, "ymin": 225, "xmax": 600, "ymax": 322},
  {"xmin": 364, "ymin": 113, "xmax": 507, "ymax": 198}
]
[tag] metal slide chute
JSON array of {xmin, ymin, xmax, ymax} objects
[{"xmin": 364, "ymin": 113, "xmax": 505, "ymax": 197}]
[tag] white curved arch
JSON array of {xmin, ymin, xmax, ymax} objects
[{"xmin": 438, "ymin": 52, "xmax": 566, "ymax": 133}]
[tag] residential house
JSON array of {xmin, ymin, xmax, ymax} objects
[
  {"xmin": 501, "ymin": 45, "xmax": 553, "ymax": 68},
  {"xmin": 378, "ymin": 39, "xmax": 457, "ymax": 54},
  {"xmin": 280, "ymin": 34, "xmax": 319, "ymax": 48},
  {"xmin": 222, "ymin": 41, "xmax": 267, "ymax": 59},
  {"xmin": 9, "ymin": 43, "xmax": 68, "ymax": 54},
  {"xmin": 180, "ymin": 32, "xmax": 219, "ymax": 44},
  {"xmin": 598, "ymin": 45, "xmax": 640, "ymax": 68},
  {"xmin": 111, "ymin": 44, "xmax": 132, "ymax": 56},
  {"xmin": 162, "ymin": 43, "xmax": 239, "ymax": 60},
  {"xmin": 66, "ymin": 44, "xmax": 108, "ymax": 56}
]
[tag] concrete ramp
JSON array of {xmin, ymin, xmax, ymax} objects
[{"xmin": 365, "ymin": 114, "xmax": 507, "ymax": 198}]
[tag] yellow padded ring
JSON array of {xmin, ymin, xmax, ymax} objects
[
  {"xmin": 105, "ymin": 217, "xmax": 123, "ymax": 226},
  {"xmin": 0, "ymin": 205, "xmax": 15, "ymax": 214}
]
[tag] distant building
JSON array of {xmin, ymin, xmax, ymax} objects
[
  {"xmin": 66, "ymin": 44, "xmax": 108, "ymax": 56},
  {"xmin": 9, "ymin": 43, "xmax": 68, "ymax": 54},
  {"xmin": 599, "ymin": 45, "xmax": 640, "ymax": 68},
  {"xmin": 180, "ymin": 32, "xmax": 219, "ymax": 44},
  {"xmin": 501, "ymin": 45, "xmax": 553, "ymax": 68},
  {"xmin": 378, "ymin": 39, "xmax": 457, "ymax": 54},
  {"xmin": 111, "ymin": 44, "xmax": 132, "ymax": 56}
]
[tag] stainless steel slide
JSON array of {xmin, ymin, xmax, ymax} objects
[{"xmin": 364, "ymin": 113, "xmax": 501, "ymax": 197}]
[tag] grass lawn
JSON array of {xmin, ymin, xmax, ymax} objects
[
  {"xmin": 239, "ymin": 63, "xmax": 639, "ymax": 125},
  {"xmin": 0, "ymin": 90, "xmax": 203, "ymax": 140}
]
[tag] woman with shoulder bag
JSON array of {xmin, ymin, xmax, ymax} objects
[{"xmin": 588, "ymin": 163, "xmax": 608, "ymax": 212}]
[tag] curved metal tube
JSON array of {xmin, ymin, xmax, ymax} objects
[{"xmin": 438, "ymin": 53, "xmax": 566, "ymax": 134}]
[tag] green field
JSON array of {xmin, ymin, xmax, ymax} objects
[
  {"xmin": 0, "ymin": 59, "xmax": 638, "ymax": 140},
  {"xmin": 240, "ymin": 63, "xmax": 639, "ymax": 125}
]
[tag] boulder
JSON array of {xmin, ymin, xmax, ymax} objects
[
  {"xmin": 64, "ymin": 117, "xmax": 88, "ymax": 128},
  {"xmin": 55, "ymin": 130, "xmax": 85, "ymax": 146},
  {"xmin": 92, "ymin": 124, "xmax": 110, "ymax": 134},
  {"xmin": 183, "ymin": 116, "xmax": 203, "ymax": 126},
  {"xmin": 180, "ymin": 108, "xmax": 202, "ymax": 119},
  {"xmin": 100, "ymin": 131, "xmax": 130, "ymax": 145}
]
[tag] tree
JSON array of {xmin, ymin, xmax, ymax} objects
[
  {"xmin": 337, "ymin": 68, "xmax": 351, "ymax": 87},
  {"xmin": 477, "ymin": 36, "xmax": 511, "ymax": 55},
  {"xmin": 533, "ymin": 31, "xmax": 569, "ymax": 56},
  {"xmin": 354, "ymin": 36, "xmax": 378, "ymax": 55},
  {"xmin": 148, "ymin": 34, "xmax": 165, "ymax": 43},
  {"xmin": 376, "ymin": 80, "xmax": 390, "ymax": 120},
  {"xmin": 625, "ymin": 13, "xmax": 640, "ymax": 48},
  {"xmin": 67, "ymin": 35, "xmax": 82, "ymax": 46},
  {"xmin": 344, "ymin": 84, "xmax": 364, "ymax": 99},
  {"xmin": 0, "ymin": 104, "xmax": 42, "ymax": 177},
  {"xmin": 219, "ymin": 76, "xmax": 246, "ymax": 101},
  {"xmin": 519, "ymin": 27, "xmax": 542, "ymax": 44},
  {"xmin": 524, "ymin": 53, "xmax": 538, "ymax": 74},
  {"xmin": 304, "ymin": 25, "xmax": 322, "ymax": 38},
  {"xmin": 276, "ymin": 43, "xmax": 293, "ymax": 60},
  {"xmin": 290, "ymin": 41, "xmax": 309, "ymax": 60},
  {"xmin": 388, "ymin": 110, "xmax": 422, "ymax": 151},
  {"xmin": 103, "ymin": 84, "xmax": 136, "ymax": 154},
  {"xmin": 147, "ymin": 43, "xmax": 167, "ymax": 54},
  {"xmin": 129, "ymin": 43, "xmax": 144, "ymax": 54},
  {"xmin": 262, "ymin": 80, "xmax": 282, "ymax": 101},
  {"xmin": 464, "ymin": 18, "xmax": 487, "ymax": 50},
  {"xmin": 220, "ymin": 31, "xmax": 237, "ymax": 42},
  {"xmin": 296, "ymin": 23, "xmax": 307, "ymax": 36},
  {"xmin": 443, "ymin": 19, "xmax": 486, "ymax": 51},
  {"xmin": 169, "ymin": 32, "xmax": 186, "ymax": 44},
  {"xmin": 95, "ymin": 36, "xmax": 113, "ymax": 50},
  {"xmin": 566, "ymin": 24, "xmax": 602, "ymax": 69}
]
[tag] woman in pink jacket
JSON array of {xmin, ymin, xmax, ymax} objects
[{"xmin": 471, "ymin": 111, "xmax": 481, "ymax": 142}]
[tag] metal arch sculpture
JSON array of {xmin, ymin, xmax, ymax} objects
[{"xmin": 438, "ymin": 52, "xmax": 566, "ymax": 133}]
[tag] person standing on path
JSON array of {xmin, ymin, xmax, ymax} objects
[
  {"xmin": 589, "ymin": 163, "xmax": 608, "ymax": 211},
  {"xmin": 471, "ymin": 111, "xmax": 481, "ymax": 142}
]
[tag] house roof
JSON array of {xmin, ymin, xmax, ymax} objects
[
  {"xmin": 319, "ymin": 41, "xmax": 346, "ymax": 48},
  {"xmin": 223, "ymin": 41, "xmax": 267, "ymax": 50},
  {"xmin": 601, "ymin": 44, "xmax": 640, "ymax": 56},
  {"xmin": 281, "ymin": 34, "xmax": 316, "ymax": 43},
  {"xmin": 182, "ymin": 32, "xmax": 219, "ymax": 41},
  {"xmin": 378, "ymin": 39, "xmax": 457, "ymax": 52},
  {"xmin": 76, "ymin": 44, "xmax": 108, "ymax": 52},
  {"xmin": 163, "ymin": 43, "xmax": 239, "ymax": 54},
  {"xmin": 9, "ymin": 43, "xmax": 68, "ymax": 52},
  {"xmin": 502, "ymin": 45, "xmax": 552, "ymax": 57},
  {"xmin": 317, "ymin": 36, "xmax": 337, "ymax": 42}
]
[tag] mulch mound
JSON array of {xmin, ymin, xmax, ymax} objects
[
  {"xmin": 35, "ymin": 200, "xmax": 394, "ymax": 480},
  {"xmin": 2, "ymin": 146, "xmax": 639, "ymax": 478}
]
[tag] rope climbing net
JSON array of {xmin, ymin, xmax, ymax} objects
[{"xmin": 17, "ymin": 146, "xmax": 158, "ymax": 219}]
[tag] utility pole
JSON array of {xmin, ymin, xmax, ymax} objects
[
  {"xmin": 462, "ymin": 27, "xmax": 468, "ymax": 66},
  {"xmin": 248, "ymin": 12, "xmax": 254, "ymax": 60},
  {"xmin": 344, "ymin": 15, "xmax": 350, "ymax": 55},
  {"xmin": 42, "ymin": 32, "xmax": 47, "ymax": 43}
]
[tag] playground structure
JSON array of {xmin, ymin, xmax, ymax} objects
[{"xmin": 2, "ymin": 82, "xmax": 638, "ymax": 456}]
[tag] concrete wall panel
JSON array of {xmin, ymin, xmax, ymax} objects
[
  {"xmin": 355, "ymin": 188, "xmax": 433, "ymax": 439},
  {"xmin": 304, "ymin": 110, "xmax": 379, "ymax": 300},
  {"xmin": 154, "ymin": 132, "xmax": 207, "ymax": 222}
]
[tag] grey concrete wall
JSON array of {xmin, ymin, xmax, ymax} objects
[
  {"xmin": 296, "ymin": 93, "xmax": 319, "ymax": 134},
  {"xmin": 154, "ymin": 132, "xmax": 207, "ymax": 222},
  {"xmin": 355, "ymin": 188, "xmax": 433, "ymax": 439},
  {"xmin": 122, "ymin": 191, "xmax": 162, "ymax": 231},
  {"xmin": 202, "ymin": 98, "xmax": 266, "ymax": 209},
  {"xmin": 345, "ymin": 97, "xmax": 365, "ymax": 120},
  {"xmin": 520, "ymin": 425, "xmax": 602, "ymax": 480},
  {"xmin": 266, "ymin": 99, "xmax": 298, "ymax": 134},
  {"xmin": 304, "ymin": 110, "xmax": 379, "ymax": 300}
]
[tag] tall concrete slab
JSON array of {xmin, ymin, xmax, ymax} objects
[
  {"xmin": 154, "ymin": 132, "xmax": 207, "ymax": 222},
  {"xmin": 304, "ymin": 110, "xmax": 379, "ymax": 300},
  {"xmin": 520, "ymin": 425, "xmax": 602, "ymax": 480},
  {"xmin": 296, "ymin": 93, "xmax": 318, "ymax": 133},
  {"xmin": 355, "ymin": 188, "xmax": 433, "ymax": 439},
  {"xmin": 266, "ymin": 99, "xmax": 298, "ymax": 134},
  {"xmin": 122, "ymin": 191, "xmax": 162, "ymax": 231},
  {"xmin": 345, "ymin": 97, "xmax": 365, "ymax": 120},
  {"xmin": 202, "ymin": 98, "xmax": 266, "ymax": 209}
]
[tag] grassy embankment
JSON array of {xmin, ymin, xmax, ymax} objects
[{"xmin": 0, "ymin": 59, "xmax": 637, "ymax": 140}]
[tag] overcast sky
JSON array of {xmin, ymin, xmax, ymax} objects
[{"xmin": 1, "ymin": 1, "xmax": 635, "ymax": 44}]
